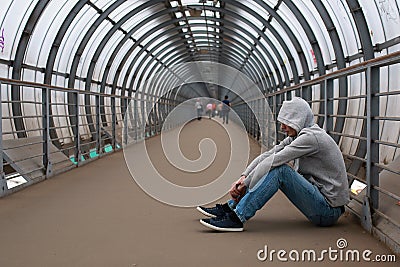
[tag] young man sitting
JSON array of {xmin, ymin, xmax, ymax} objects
[{"xmin": 198, "ymin": 97, "xmax": 349, "ymax": 231}]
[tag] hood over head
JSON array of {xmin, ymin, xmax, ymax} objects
[{"xmin": 277, "ymin": 97, "xmax": 314, "ymax": 133}]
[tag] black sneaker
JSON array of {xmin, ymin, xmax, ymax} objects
[
  {"xmin": 196, "ymin": 203, "xmax": 231, "ymax": 218},
  {"xmin": 200, "ymin": 212, "xmax": 243, "ymax": 232}
]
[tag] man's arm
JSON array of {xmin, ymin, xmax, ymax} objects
[
  {"xmin": 242, "ymin": 136, "xmax": 292, "ymax": 178},
  {"xmin": 243, "ymin": 132, "xmax": 319, "ymax": 188}
]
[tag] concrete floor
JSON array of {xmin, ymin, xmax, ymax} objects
[{"xmin": 0, "ymin": 119, "xmax": 397, "ymax": 266}]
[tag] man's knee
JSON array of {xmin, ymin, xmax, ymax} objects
[
  {"xmin": 273, "ymin": 164, "xmax": 296, "ymax": 185},
  {"xmin": 273, "ymin": 164, "xmax": 292, "ymax": 176}
]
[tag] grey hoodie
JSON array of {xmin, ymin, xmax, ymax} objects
[{"xmin": 243, "ymin": 97, "xmax": 349, "ymax": 207}]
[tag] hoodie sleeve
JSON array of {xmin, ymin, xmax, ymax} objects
[
  {"xmin": 242, "ymin": 136, "xmax": 292, "ymax": 184},
  {"xmin": 243, "ymin": 131, "xmax": 319, "ymax": 188}
]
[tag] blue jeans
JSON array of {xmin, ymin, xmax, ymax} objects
[
  {"xmin": 228, "ymin": 165, "xmax": 344, "ymax": 226},
  {"xmin": 222, "ymin": 110, "xmax": 229, "ymax": 124}
]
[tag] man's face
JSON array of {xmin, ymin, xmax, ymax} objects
[{"xmin": 280, "ymin": 123, "xmax": 297, "ymax": 137}]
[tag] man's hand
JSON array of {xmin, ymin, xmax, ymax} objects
[{"xmin": 229, "ymin": 175, "xmax": 247, "ymax": 202}]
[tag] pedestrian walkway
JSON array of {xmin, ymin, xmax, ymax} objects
[{"xmin": 0, "ymin": 119, "xmax": 397, "ymax": 266}]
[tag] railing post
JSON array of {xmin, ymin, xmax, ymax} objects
[
  {"xmin": 74, "ymin": 92, "xmax": 81, "ymax": 165},
  {"xmin": 123, "ymin": 102, "xmax": 128, "ymax": 146},
  {"xmin": 324, "ymin": 78, "xmax": 333, "ymax": 133},
  {"xmin": 0, "ymin": 82, "xmax": 7, "ymax": 197},
  {"xmin": 273, "ymin": 94, "xmax": 277, "ymax": 144},
  {"xmin": 95, "ymin": 95, "xmax": 101, "ymax": 155},
  {"xmin": 255, "ymin": 100, "xmax": 258, "ymax": 139},
  {"xmin": 267, "ymin": 95, "xmax": 274, "ymax": 148},
  {"xmin": 363, "ymin": 66, "xmax": 380, "ymax": 232},
  {"xmin": 275, "ymin": 93, "xmax": 282, "ymax": 142},
  {"xmin": 42, "ymin": 87, "xmax": 52, "ymax": 177},
  {"xmin": 134, "ymin": 99, "xmax": 138, "ymax": 141},
  {"xmin": 142, "ymin": 99, "xmax": 146, "ymax": 138},
  {"xmin": 246, "ymin": 103, "xmax": 249, "ymax": 132},
  {"xmin": 123, "ymin": 98, "xmax": 128, "ymax": 146},
  {"xmin": 260, "ymin": 98, "xmax": 262, "ymax": 142},
  {"xmin": 111, "ymin": 96, "xmax": 116, "ymax": 149},
  {"xmin": 152, "ymin": 99, "xmax": 156, "ymax": 136}
]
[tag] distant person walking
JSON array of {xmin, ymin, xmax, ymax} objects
[
  {"xmin": 195, "ymin": 100, "xmax": 203, "ymax": 120},
  {"xmin": 206, "ymin": 103, "xmax": 213, "ymax": 119},
  {"xmin": 212, "ymin": 102, "xmax": 217, "ymax": 117},
  {"xmin": 221, "ymin": 95, "xmax": 231, "ymax": 124},
  {"xmin": 217, "ymin": 102, "xmax": 223, "ymax": 118}
]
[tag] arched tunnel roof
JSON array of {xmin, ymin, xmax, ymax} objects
[
  {"xmin": 0, "ymin": 0, "xmax": 399, "ymax": 161},
  {"xmin": 1, "ymin": 0, "xmax": 398, "ymax": 95}
]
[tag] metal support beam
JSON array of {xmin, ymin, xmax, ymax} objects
[
  {"xmin": 267, "ymin": 96, "xmax": 274, "ymax": 148},
  {"xmin": 362, "ymin": 66, "xmax": 380, "ymax": 232},
  {"xmin": 96, "ymin": 95, "xmax": 101, "ymax": 155},
  {"xmin": 361, "ymin": 195, "xmax": 373, "ymax": 233},
  {"xmin": 74, "ymin": 92, "xmax": 81, "ymax": 165},
  {"xmin": 312, "ymin": 0, "xmax": 348, "ymax": 143},
  {"xmin": 111, "ymin": 96, "xmax": 116, "ymax": 149},
  {"xmin": 11, "ymin": 0, "xmax": 50, "ymax": 138},
  {"xmin": 43, "ymin": 1, "xmax": 89, "ymax": 149},
  {"xmin": 366, "ymin": 66, "xmax": 380, "ymax": 210},
  {"xmin": 324, "ymin": 78, "xmax": 334, "ymax": 133},
  {"xmin": 0, "ymin": 81, "xmax": 7, "ymax": 197},
  {"xmin": 134, "ymin": 99, "xmax": 139, "ymax": 141},
  {"xmin": 123, "ymin": 103, "xmax": 128, "ymax": 146},
  {"xmin": 42, "ymin": 87, "xmax": 52, "ymax": 177},
  {"xmin": 346, "ymin": 0, "xmax": 376, "ymax": 177}
]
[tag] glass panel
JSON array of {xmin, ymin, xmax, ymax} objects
[
  {"xmin": 131, "ymin": 52, "xmax": 148, "ymax": 90},
  {"xmin": 93, "ymin": 32, "xmax": 125, "ymax": 83},
  {"xmin": 147, "ymin": 32, "xmax": 172, "ymax": 51},
  {"xmin": 54, "ymin": 5, "xmax": 98, "ymax": 75},
  {"xmin": 1, "ymin": 83, "xmax": 15, "ymax": 139},
  {"xmin": 142, "ymin": 59, "xmax": 158, "ymax": 85},
  {"xmin": 20, "ymin": 69, "xmax": 40, "ymax": 135},
  {"xmin": 322, "ymin": 0, "xmax": 360, "ymax": 58},
  {"xmin": 120, "ymin": 47, "xmax": 142, "ymax": 89},
  {"xmin": 375, "ymin": 0, "xmax": 400, "ymax": 41},
  {"xmin": 122, "ymin": 5, "xmax": 165, "ymax": 34},
  {"xmin": 224, "ymin": 25, "xmax": 252, "ymax": 50},
  {"xmin": 236, "ymin": 19, "xmax": 259, "ymax": 38},
  {"xmin": 277, "ymin": 5, "xmax": 313, "ymax": 70},
  {"xmin": 111, "ymin": 40, "xmax": 135, "ymax": 84},
  {"xmin": 0, "ymin": 0, "xmax": 38, "ymax": 60},
  {"xmin": 268, "ymin": 21, "xmax": 301, "ymax": 77},
  {"xmin": 141, "ymin": 25, "xmax": 174, "ymax": 47},
  {"xmin": 108, "ymin": 0, "xmax": 146, "ymax": 22},
  {"xmin": 240, "ymin": 0, "xmax": 273, "ymax": 28},
  {"xmin": 359, "ymin": 1, "xmax": 385, "ymax": 47},
  {"xmin": 25, "ymin": 0, "xmax": 74, "ymax": 67},
  {"xmin": 295, "ymin": 0, "xmax": 335, "ymax": 64},
  {"xmin": 225, "ymin": 4, "xmax": 264, "ymax": 29},
  {"xmin": 78, "ymin": 22, "xmax": 113, "ymax": 80}
]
